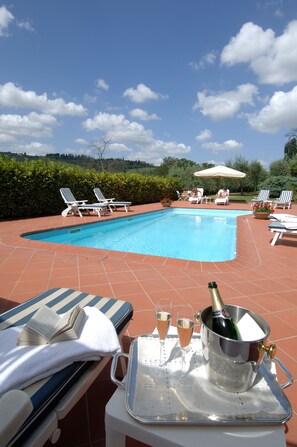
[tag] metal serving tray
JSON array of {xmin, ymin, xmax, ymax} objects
[{"xmin": 111, "ymin": 334, "xmax": 292, "ymax": 426}]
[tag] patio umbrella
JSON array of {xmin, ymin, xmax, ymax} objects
[
  {"xmin": 194, "ymin": 165, "xmax": 246, "ymax": 179},
  {"xmin": 194, "ymin": 165, "xmax": 246, "ymax": 192}
]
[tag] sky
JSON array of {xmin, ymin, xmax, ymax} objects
[{"xmin": 1, "ymin": 0, "xmax": 297, "ymax": 168}]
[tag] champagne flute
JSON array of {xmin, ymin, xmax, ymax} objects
[
  {"xmin": 176, "ymin": 304, "xmax": 194, "ymax": 376},
  {"xmin": 155, "ymin": 299, "xmax": 172, "ymax": 367}
]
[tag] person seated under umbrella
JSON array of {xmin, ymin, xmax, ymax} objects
[
  {"xmin": 215, "ymin": 187, "xmax": 229, "ymax": 205},
  {"xmin": 189, "ymin": 188, "xmax": 203, "ymax": 204}
]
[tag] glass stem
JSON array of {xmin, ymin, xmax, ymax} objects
[
  {"xmin": 159, "ymin": 340, "xmax": 165, "ymax": 367},
  {"xmin": 181, "ymin": 349, "xmax": 187, "ymax": 376}
]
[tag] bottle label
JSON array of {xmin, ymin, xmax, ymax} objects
[{"xmin": 213, "ymin": 308, "xmax": 232, "ymax": 320}]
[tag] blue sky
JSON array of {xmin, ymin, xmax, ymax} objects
[{"xmin": 1, "ymin": 0, "xmax": 297, "ymax": 167}]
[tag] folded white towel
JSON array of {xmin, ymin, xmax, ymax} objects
[
  {"xmin": 282, "ymin": 222, "xmax": 297, "ymax": 230},
  {"xmin": 0, "ymin": 307, "xmax": 120, "ymax": 396},
  {"xmin": 270, "ymin": 213, "xmax": 297, "ymax": 222}
]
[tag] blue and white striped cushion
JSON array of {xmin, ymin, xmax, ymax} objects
[{"xmin": 0, "ymin": 288, "xmax": 133, "ymax": 446}]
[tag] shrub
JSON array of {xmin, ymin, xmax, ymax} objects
[
  {"xmin": 258, "ymin": 176, "xmax": 297, "ymax": 198},
  {"xmin": 0, "ymin": 156, "xmax": 181, "ymax": 219}
]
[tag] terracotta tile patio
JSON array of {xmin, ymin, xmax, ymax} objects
[{"xmin": 0, "ymin": 200, "xmax": 296, "ymax": 446}]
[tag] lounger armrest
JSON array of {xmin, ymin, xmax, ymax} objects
[
  {"xmin": 68, "ymin": 200, "xmax": 88, "ymax": 205},
  {"xmin": 105, "ymin": 198, "xmax": 116, "ymax": 202},
  {"xmin": 0, "ymin": 390, "xmax": 33, "ymax": 446}
]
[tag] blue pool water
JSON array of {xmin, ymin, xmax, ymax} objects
[{"xmin": 24, "ymin": 209, "xmax": 251, "ymax": 262}]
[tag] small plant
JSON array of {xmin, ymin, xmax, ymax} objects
[
  {"xmin": 160, "ymin": 197, "xmax": 172, "ymax": 205},
  {"xmin": 252, "ymin": 202, "xmax": 274, "ymax": 213}
]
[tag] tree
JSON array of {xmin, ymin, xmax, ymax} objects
[
  {"xmin": 289, "ymin": 157, "xmax": 297, "ymax": 177},
  {"xmin": 225, "ymin": 155, "xmax": 249, "ymax": 194},
  {"xmin": 284, "ymin": 129, "xmax": 297, "ymax": 159},
  {"xmin": 269, "ymin": 159, "xmax": 290, "ymax": 176},
  {"xmin": 156, "ymin": 157, "xmax": 179, "ymax": 176},
  {"xmin": 249, "ymin": 160, "xmax": 267, "ymax": 191},
  {"xmin": 90, "ymin": 137, "xmax": 112, "ymax": 171}
]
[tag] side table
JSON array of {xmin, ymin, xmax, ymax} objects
[
  {"xmin": 105, "ymin": 385, "xmax": 286, "ymax": 447},
  {"xmin": 202, "ymin": 196, "xmax": 212, "ymax": 204}
]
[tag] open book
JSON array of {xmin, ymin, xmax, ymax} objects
[{"xmin": 17, "ymin": 304, "xmax": 86, "ymax": 346}]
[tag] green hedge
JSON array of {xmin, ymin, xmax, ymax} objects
[{"xmin": 0, "ymin": 157, "xmax": 181, "ymax": 219}]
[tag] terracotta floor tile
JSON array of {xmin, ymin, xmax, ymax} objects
[
  {"xmin": 252, "ymin": 293, "xmax": 294, "ymax": 312},
  {"xmin": 271, "ymin": 308, "xmax": 297, "ymax": 328},
  {"xmin": 264, "ymin": 313, "xmax": 297, "ymax": 341},
  {"xmin": 111, "ymin": 281, "xmax": 147, "ymax": 298}
]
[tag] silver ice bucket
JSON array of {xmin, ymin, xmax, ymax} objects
[{"xmin": 200, "ymin": 304, "xmax": 275, "ymax": 393}]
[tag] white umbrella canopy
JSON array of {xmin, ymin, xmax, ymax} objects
[{"xmin": 194, "ymin": 165, "xmax": 246, "ymax": 179}]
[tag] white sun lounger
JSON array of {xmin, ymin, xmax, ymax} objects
[
  {"xmin": 251, "ymin": 189, "xmax": 270, "ymax": 204},
  {"xmin": 60, "ymin": 188, "xmax": 108, "ymax": 217},
  {"xmin": 93, "ymin": 188, "xmax": 131, "ymax": 212},
  {"xmin": 273, "ymin": 190, "xmax": 293, "ymax": 210},
  {"xmin": 269, "ymin": 221, "xmax": 297, "ymax": 246}
]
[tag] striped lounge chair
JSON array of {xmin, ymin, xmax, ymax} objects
[
  {"xmin": 251, "ymin": 189, "xmax": 270, "ymax": 205},
  {"xmin": 273, "ymin": 190, "xmax": 293, "ymax": 210},
  {"xmin": 0, "ymin": 288, "xmax": 133, "ymax": 447}
]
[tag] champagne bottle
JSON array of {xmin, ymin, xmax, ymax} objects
[{"xmin": 208, "ymin": 281, "xmax": 239, "ymax": 340}]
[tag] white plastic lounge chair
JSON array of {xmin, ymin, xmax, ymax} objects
[
  {"xmin": 93, "ymin": 187, "xmax": 131, "ymax": 212},
  {"xmin": 0, "ymin": 287, "xmax": 133, "ymax": 446},
  {"xmin": 188, "ymin": 188, "xmax": 204, "ymax": 204},
  {"xmin": 60, "ymin": 187, "xmax": 107, "ymax": 217},
  {"xmin": 176, "ymin": 191, "xmax": 183, "ymax": 201},
  {"xmin": 269, "ymin": 221, "xmax": 297, "ymax": 246},
  {"xmin": 273, "ymin": 190, "xmax": 293, "ymax": 210},
  {"xmin": 215, "ymin": 189, "xmax": 229, "ymax": 205},
  {"xmin": 251, "ymin": 189, "xmax": 270, "ymax": 204}
]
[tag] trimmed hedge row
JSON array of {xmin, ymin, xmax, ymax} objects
[{"xmin": 0, "ymin": 157, "xmax": 181, "ymax": 219}]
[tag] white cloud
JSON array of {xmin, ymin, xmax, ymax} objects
[
  {"xmin": 0, "ymin": 5, "xmax": 14, "ymax": 37},
  {"xmin": 96, "ymin": 78, "xmax": 109, "ymax": 91},
  {"xmin": 110, "ymin": 142, "xmax": 133, "ymax": 153},
  {"xmin": 75, "ymin": 138, "xmax": 88, "ymax": 145},
  {"xmin": 129, "ymin": 108, "xmax": 160, "ymax": 121},
  {"xmin": 193, "ymin": 84, "xmax": 258, "ymax": 120},
  {"xmin": 17, "ymin": 20, "xmax": 34, "ymax": 32},
  {"xmin": 247, "ymin": 85, "xmax": 297, "ymax": 133},
  {"xmin": 123, "ymin": 83, "xmax": 166, "ymax": 103},
  {"xmin": 221, "ymin": 20, "xmax": 297, "ymax": 85},
  {"xmin": 0, "ymin": 112, "xmax": 58, "ymax": 139},
  {"xmin": 2, "ymin": 141, "xmax": 57, "ymax": 156},
  {"xmin": 82, "ymin": 112, "xmax": 191, "ymax": 164},
  {"xmin": 0, "ymin": 82, "xmax": 87, "ymax": 116},
  {"xmin": 189, "ymin": 51, "xmax": 217, "ymax": 70},
  {"xmin": 202, "ymin": 140, "xmax": 243, "ymax": 152},
  {"xmin": 196, "ymin": 129, "xmax": 212, "ymax": 141}
]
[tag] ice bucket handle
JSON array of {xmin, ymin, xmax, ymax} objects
[
  {"xmin": 273, "ymin": 355, "xmax": 294, "ymax": 389},
  {"xmin": 110, "ymin": 351, "xmax": 129, "ymax": 389}
]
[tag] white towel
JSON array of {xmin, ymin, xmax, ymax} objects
[
  {"xmin": 0, "ymin": 307, "xmax": 120, "ymax": 396},
  {"xmin": 283, "ymin": 222, "xmax": 297, "ymax": 230},
  {"xmin": 270, "ymin": 213, "xmax": 297, "ymax": 222}
]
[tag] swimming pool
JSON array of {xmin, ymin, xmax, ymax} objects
[{"xmin": 24, "ymin": 209, "xmax": 251, "ymax": 262}]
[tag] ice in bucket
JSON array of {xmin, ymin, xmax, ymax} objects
[{"xmin": 236, "ymin": 312, "xmax": 266, "ymax": 341}]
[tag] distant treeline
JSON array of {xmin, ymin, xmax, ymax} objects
[{"xmin": 0, "ymin": 151, "xmax": 156, "ymax": 174}]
